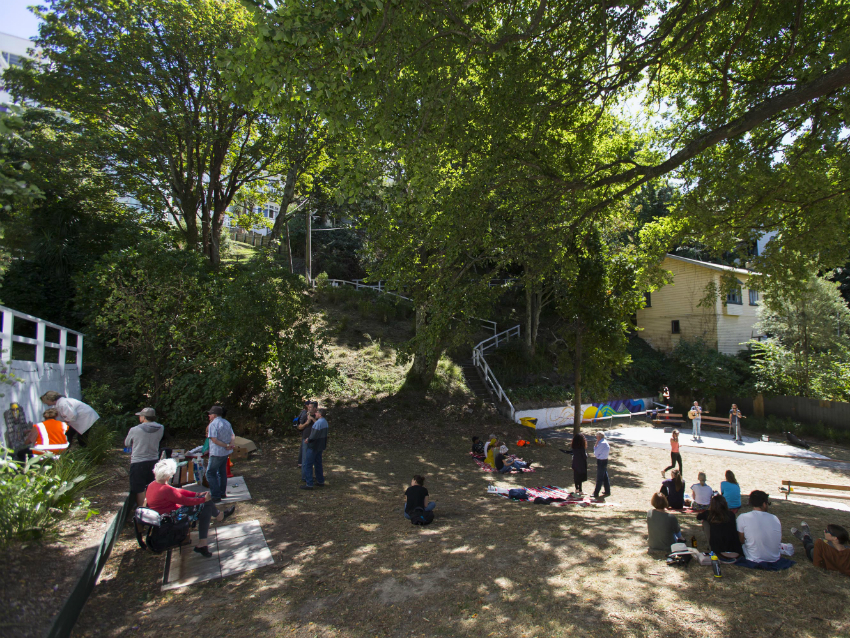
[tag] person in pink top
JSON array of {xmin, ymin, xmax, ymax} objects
[
  {"xmin": 145, "ymin": 458, "xmax": 236, "ymax": 557},
  {"xmin": 661, "ymin": 429, "xmax": 682, "ymax": 477}
]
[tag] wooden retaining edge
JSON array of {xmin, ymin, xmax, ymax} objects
[
  {"xmin": 677, "ymin": 443, "xmax": 844, "ymax": 463},
  {"xmin": 44, "ymin": 494, "xmax": 132, "ymax": 638}
]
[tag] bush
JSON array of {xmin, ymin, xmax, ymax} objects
[
  {"xmin": 0, "ymin": 450, "xmax": 99, "ymax": 547},
  {"xmin": 78, "ymin": 241, "xmax": 337, "ymax": 429}
]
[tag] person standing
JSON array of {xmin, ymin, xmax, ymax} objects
[
  {"xmin": 301, "ymin": 407, "xmax": 328, "ymax": 489},
  {"xmin": 571, "ymin": 433, "xmax": 588, "ymax": 494},
  {"xmin": 729, "ymin": 404, "xmax": 746, "ymax": 442},
  {"xmin": 40, "ymin": 391, "xmax": 99, "ymax": 447},
  {"xmin": 688, "ymin": 401, "xmax": 705, "ymax": 441},
  {"xmin": 661, "ymin": 429, "xmax": 682, "ymax": 477},
  {"xmin": 592, "ymin": 431, "xmax": 611, "ymax": 500},
  {"xmin": 124, "ymin": 407, "xmax": 164, "ymax": 507},
  {"xmin": 297, "ymin": 401, "xmax": 318, "ymax": 468},
  {"xmin": 205, "ymin": 406, "xmax": 234, "ymax": 502}
]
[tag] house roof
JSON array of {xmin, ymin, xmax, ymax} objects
[{"xmin": 664, "ymin": 253, "xmax": 753, "ymax": 276}]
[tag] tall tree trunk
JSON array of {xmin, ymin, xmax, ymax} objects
[
  {"xmin": 532, "ymin": 290, "xmax": 542, "ymax": 349},
  {"xmin": 572, "ymin": 327, "xmax": 583, "ymax": 435},
  {"xmin": 525, "ymin": 284, "xmax": 534, "ymax": 353},
  {"xmin": 305, "ymin": 206, "xmax": 312, "ymax": 283},
  {"xmin": 402, "ymin": 305, "xmax": 444, "ymax": 392},
  {"xmin": 209, "ymin": 207, "xmax": 224, "ymax": 269},
  {"xmin": 285, "ymin": 218, "xmax": 294, "ymax": 273},
  {"xmin": 269, "ymin": 165, "xmax": 299, "ymax": 240}
]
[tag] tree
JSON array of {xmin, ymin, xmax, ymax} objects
[
  {"xmin": 668, "ymin": 339, "xmax": 749, "ymax": 406},
  {"xmin": 750, "ymin": 275, "xmax": 850, "ymax": 400},
  {"xmin": 6, "ymin": 0, "xmax": 325, "ymax": 267}
]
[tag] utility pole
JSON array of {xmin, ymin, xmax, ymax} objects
[{"xmin": 305, "ymin": 206, "xmax": 312, "ymax": 284}]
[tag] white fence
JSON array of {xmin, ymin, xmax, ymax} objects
[
  {"xmin": 1, "ymin": 305, "xmax": 83, "ymax": 372},
  {"xmin": 472, "ymin": 324, "xmax": 522, "ymax": 419}
]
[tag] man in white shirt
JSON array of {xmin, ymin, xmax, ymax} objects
[
  {"xmin": 737, "ymin": 490, "xmax": 782, "ymax": 563},
  {"xmin": 592, "ymin": 431, "xmax": 611, "ymax": 500}
]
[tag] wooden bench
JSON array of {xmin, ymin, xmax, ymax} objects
[
  {"xmin": 651, "ymin": 412, "xmax": 686, "ymax": 427},
  {"xmin": 694, "ymin": 415, "xmax": 733, "ymax": 436},
  {"xmin": 780, "ymin": 480, "xmax": 850, "ymax": 501}
]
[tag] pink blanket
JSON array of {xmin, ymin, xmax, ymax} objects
[{"xmin": 470, "ymin": 452, "xmax": 535, "ymax": 473}]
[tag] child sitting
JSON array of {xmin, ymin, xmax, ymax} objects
[{"xmin": 471, "ymin": 436, "xmax": 485, "ymax": 455}]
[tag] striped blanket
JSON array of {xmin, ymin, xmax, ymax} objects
[
  {"xmin": 470, "ymin": 452, "xmax": 535, "ymax": 473},
  {"xmin": 487, "ymin": 484, "xmax": 616, "ymax": 507}
]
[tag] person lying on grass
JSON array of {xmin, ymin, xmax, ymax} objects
[
  {"xmin": 696, "ymin": 494, "xmax": 742, "ymax": 561},
  {"xmin": 690, "ymin": 472, "xmax": 714, "ymax": 511},
  {"xmin": 647, "ymin": 492, "xmax": 685, "ymax": 551},
  {"xmin": 791, "ymin": 522, "xmax": 850, "ymax": 576},
  {"xmin": 660, "ymin": 469, "xmax": 686, "ymax": 510},
  {"xmin": 403, "ymin": 475, "xmax": 436, "ymax": 520},
  {"xmin": 494, "ymin": 443, "xmax": 532, "ymax": 474}
]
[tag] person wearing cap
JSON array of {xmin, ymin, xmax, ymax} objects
[
  {"xmin": 40, "ymin": 391, "xmax": 99, "ymax": 448},
  {"xmin": 205, "ymin": 405, "xmax": 234, "ymax": 502},
  {"xmin": 125, "ymin": 407, "xmax": 165, "ymax": 506},
  {"xmin": 737, "ymin": 490, "xmax": 782, "ymax": 563}
]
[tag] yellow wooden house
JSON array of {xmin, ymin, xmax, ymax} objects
[{"xmin": 635, "ymin": 254, "xmax": 764, "ymax": 355}]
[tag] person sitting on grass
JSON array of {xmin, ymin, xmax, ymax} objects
[
  {"xmin": 647, "ymin": 492, "xmax": 685, "ymax": 551},
  {"xmin": 737, "ymin": 490, "xmax": 782, "ymax": 564},
  {"xmin": 471, "ymin": 436, "xmax": 485, "ymax": 456},
  {"xmin": 145, "ymin": 458, "xmax": 235, "ymax": 558},
  {"xmin": 720, "ymin": 470, "xmax": 742, "ymax": 513},
  {"xmin": 494, "ymin": 444, "xmax": 531, "ymax": 474},
  {"xmin": 403, "ymin": 475, "xmax": 436, "ymax": 520},
  {"xmin": 660, "ymin": 469, "xmax": 686, "ymax": 510},
  {"xmin": 696, "ymin": 494, "xmax": 743, "ymax": 561},
  {"xmin": 484, "ymin": 433, "xmax": 498, "ymax": 466},
  {"xmin": 791, "ymin": 522, "xmax": 850, "ymax": 576},
  {"xmin": 690, "ymin": 472, "xmax": 714, "ymax": 511}
]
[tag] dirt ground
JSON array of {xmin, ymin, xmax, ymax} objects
[
  {"xmin": 71, "ymin": 399, "xmax": 850, "ymax": 638},
  {"xmin": 1, "ymin": 450, "xmax": 133, "ymax": 638}
]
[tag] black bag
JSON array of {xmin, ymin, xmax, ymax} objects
[
  {"xmin": 134, "ymin": 506, "xmax": 196, "ymax": 553},
  {"xmin": 508, "ymin": 488, "xmax": 528, "ymax": 500},
  {"xmin": 409, "ymin": 507, "xmax": 435, "ymax": 526}
]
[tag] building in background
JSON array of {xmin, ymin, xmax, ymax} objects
[
  {"xmin": 636, "ymin": 254, "xmax": 764, "ymax": 355},
  {"xmin": 0, "ymin": 32, "xmax": 36, "ymax": 107}
]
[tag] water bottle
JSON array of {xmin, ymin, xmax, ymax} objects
[{"xmin": 710, "ymin": 552, "xmax": 722, "ymax": 578}]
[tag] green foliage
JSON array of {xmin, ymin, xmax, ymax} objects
[
  {"xmin": 668, "ymin": 339, "xmax": 750, "ymax": 403},
  {"xmin": 428, "ymin": 358, "xmax": 471, "ymax": 397},
  {"xmin": 749, "ymin": 275, "xmax": 850, "ymax": 400},
  {"xmin": 78, "ymin": 241, "xmax": 336, "ymax": 427},
  {"xmin": 747, "ymin": 415, "xmax": 850, "ymax": 447},
  {"xmin": 0, "ymin": 106, "xmax": 42, "ymax": 215},
  {"xmin": 0, "ymin": 449, "xmax": 100, "ymax": 547}
]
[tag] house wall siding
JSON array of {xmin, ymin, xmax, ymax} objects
[
  {"xmin": 636, "ymin": 258, "xmax": 718, "ymax": 353},
  {"xmin": 717, "ymin": 276, "xmax": 762, "ymax": 354}
]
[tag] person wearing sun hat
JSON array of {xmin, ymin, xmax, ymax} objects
[{"xmin": 125, "ymin": 407, "xmax": 165, "ymax": 506}]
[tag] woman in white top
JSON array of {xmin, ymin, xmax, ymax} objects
[{"xmin": 41, "ymin": 390, "xmax": 99, "ymax": 447}]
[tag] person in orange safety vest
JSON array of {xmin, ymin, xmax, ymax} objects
[{"xmin": 16, "ymin": 408, "xmax": 69, "ymax": 461}]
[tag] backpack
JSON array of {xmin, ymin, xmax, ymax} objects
[
  {"xmin": 408, "ymin": 507, "xmax": 435, "ymax": 526},
  {"xmin": 508, "ymin": 488, "xmax": 528, "ymax": 500},
  {"xmin": 134, "ymin": 506, "xmax": 196, "ymax": 553}
]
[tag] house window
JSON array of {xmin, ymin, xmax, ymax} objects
[
  {"xmin": 749, "ymin": 289, "xmax": 759, "ymax": 305},
  {"xmin": 671, "ymin": 320, "xmax": 680, "ymax": 334},
  {"xmin": 643, "ymin": 292, "xmax": 651, "ymax": 307},
  {"xmin": 726, "ymin": 288, "xmax": 743, "ymax": 305}
]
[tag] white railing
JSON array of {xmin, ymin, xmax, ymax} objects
[
  {"xmin": 0, "ymin": 305, "xmax": 84, "ymax": 372},
  {"xmin": 323, "ymin": 279, "xmax": 498, "ymax": 334},
  {"xmin": 472, "ymin": 324, "xmax": 521, "ymax": 419}
]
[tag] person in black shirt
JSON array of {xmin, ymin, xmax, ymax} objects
[
  {"xmin": 403, "ymin": 475, "xmax": 435, "ymax": 520},
  {"xmin": 471, "ymin": 436, "xmax": 485, "ymax": 455},
  {"xmin": 696, "ymin": 494, "xmax": 743, "ymax": 561}
]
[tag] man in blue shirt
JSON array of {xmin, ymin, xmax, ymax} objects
[
  {"xmin": 205, "ymin": 406, "xmax": 234, "ymax": 502},
  {"xmin": 301, "ymin": 408, "xmax": 328, "ymax": 489}
]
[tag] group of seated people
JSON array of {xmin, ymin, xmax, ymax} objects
[
  {"xmin": 659, "ymin": 468, "xmax": 741, "ymax": 511},
  {"xmin": 472, "ymin": 435, "xmax": 532, "ymax": 473},
  {"xmin": 648, "ymin": 481, "xmax": 850, "ymax": 576}
]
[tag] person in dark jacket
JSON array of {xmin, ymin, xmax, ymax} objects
[
  {"xmin": 660, "ymin": 469, "xmax": 686, "ymax": 510},
  {"xmin": 300, "ymin": 408, "xmax": 328, "ymax": 489},
  {"xmin": 571, "ymin": 433, "xmax": 588, "ymax": 493},
  {"xmin": 696, "ymin": 494, "xmax": 743, "ymax": 561}
]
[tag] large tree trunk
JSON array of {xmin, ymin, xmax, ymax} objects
[
  {"xmin": 532, "ymin": 290, "xmax": 542, "ymax": 349},
  {"xmin": 285, "ymin": 218, "xmax": 294, "ymax": 273},
  {"xmin": 209, "ymin": 206, "xmax": 225, "ymax": 269},
  {"xmin": 525, "ymin": 284, "xmax": 534, "ymax": 352},
  {"xmin": 305, "ymin": 205, "xmax": 312, "ymax": 283},
  {"xmin": 402, "ymin": 305, "xmax": 444, "ymax": 392},
  {"xmin": 572, "ymin": 327, "xmax": 583, "ymax": 435}
]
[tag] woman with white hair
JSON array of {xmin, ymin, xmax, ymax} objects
[{"xmin": 145, "ymin": 458, "xmax": 236, "ymax": 557}]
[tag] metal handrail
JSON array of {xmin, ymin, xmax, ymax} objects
[
  {"xmin": 0, "ymin": 305, "xmax": 84, "ymax": 372},
  {"xmin": 472, "ymin": 324, "xmax": 521, "ymax": 420}
]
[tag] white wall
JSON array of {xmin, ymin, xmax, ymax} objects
[
  {"xmin": 0, "ymin": 362, "xmax": 82, "ymax": 441},
  {"xmin": 515, "ymin": 397, "xmax": 656, "ymax": 430},
  {"xmin": 0, "ymin": 32, "xmax": 35, "ymax": 106}
]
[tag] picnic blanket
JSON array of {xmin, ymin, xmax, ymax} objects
[
  {"xmin": 470, "ymin": 451, "xmax": 535, "ymax": 473},
  {"xmin": 487, "ymin": 485, "xmax": 616, "ymax": 507},
  {"xmin": 733, "ymin": 557, "xmax": 796, "ymax": 571}
]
